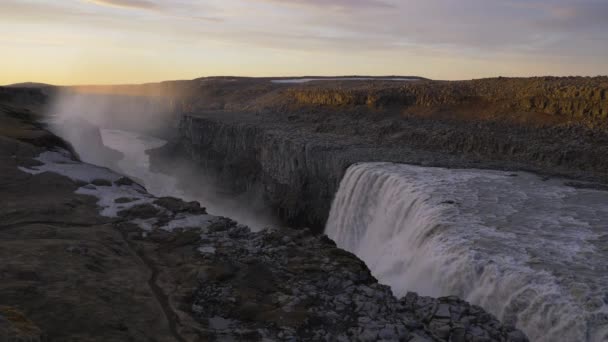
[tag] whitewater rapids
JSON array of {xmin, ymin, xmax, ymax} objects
[{"xmin": 325, "ymin": 163, "xmax": 608, "ymax": 342}]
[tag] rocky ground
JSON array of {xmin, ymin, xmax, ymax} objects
[{"xmin": 0, "ymin": 88, "xmax": 528, "ymax": 341}]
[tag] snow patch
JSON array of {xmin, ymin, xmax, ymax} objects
[
  {"xmin": 19, "ymin": 150, "xmax": 225, "ymax": 263},
  {"xmin": 75, "ymin": 184, "xmax": 154, "ymax": 217},
  {"xmin": 18, "ymin": 150, "xmax": 121, "ymax": 183},
  {"xmin": 19, "ymin": 150, "xmax": 155, "ymax": 230},
  {"xmin": 198, "ymin": 246, "xmax": 216, "ymax": 254}
]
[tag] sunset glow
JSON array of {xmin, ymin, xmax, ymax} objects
[{"xmin": 2, "ymin": 0, "xmax": 607, "ymax": 85}]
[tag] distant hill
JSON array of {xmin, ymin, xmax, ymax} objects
[{"xmin": 5, "ymin": 82, "xmax": 56, "ymax": 89}]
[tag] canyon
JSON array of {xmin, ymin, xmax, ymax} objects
[{"xmin": 2, "ymin": 76, "xmax": 608, "ymax": 341}]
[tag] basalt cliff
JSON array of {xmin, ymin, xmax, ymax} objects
[{"xmin": 150, "ymin": 77, "xmax": 608, "ymax": 230}]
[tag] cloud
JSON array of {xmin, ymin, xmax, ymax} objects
[
  {"xmin": 253, "ymin": 0, "xmax": 394, "ymax": 10},
  {"xmin": 85, "ymin": 0, "xmax": 159, "ymax": 10},
  {"xmin": 542, "ymin": 2, "xmax": 608, "ymax": 30},
  {"xmin": 2, "ymin": 0, "xmax": 607, "ymax": 81}
]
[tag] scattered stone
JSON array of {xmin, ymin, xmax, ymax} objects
[{"xmin": 187, "ymin": 226, "xmax": 527, "ymax": 341}]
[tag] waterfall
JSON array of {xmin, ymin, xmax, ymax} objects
[{"xmin": 325, "ymin": 163, "xmax": 608, "ymax": 342}]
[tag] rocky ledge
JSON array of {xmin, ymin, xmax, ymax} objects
[{"xmin": 0, "ymin": 90, "xmax": 526, "ymax": 341}]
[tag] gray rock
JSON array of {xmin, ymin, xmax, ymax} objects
[{"xmin": 91, "ymin": 178, "xmax": 112, "ymax": 187}]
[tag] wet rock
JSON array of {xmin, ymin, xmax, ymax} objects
[
  {"xmin": 117, "ymin": 203, "xmax": 160, "ymax": 219},
  {"xmin": 400, "ymin": 292, "xmax": 527, "ymax": 342},
  {"xmin": 91, "ymin": 178, "xmax": 112, "ymax": 187},
  {"xmin": 153, "ymin": 196, "xmax": 207, "ymax": 215},
  {"xmin": 114, "ymin": 177, "xmax": 135, "ymax": 186}
]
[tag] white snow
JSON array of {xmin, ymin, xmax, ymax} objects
[
  {"xmin": 18, "ymin": 149, "xmax": 219, "ymax": 233},
  {"xmin": 18, "ymin": 150, "xmax": 121, "ymax": 183}
]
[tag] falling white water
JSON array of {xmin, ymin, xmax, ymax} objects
[{"xmin": 325, "ymin": 163, "xmax": 608, "ymax": 342}]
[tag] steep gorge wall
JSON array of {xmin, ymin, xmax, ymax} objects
[
  {"xmin": 176, "ymin": 116, "xmax": 353, "ymax": 229},
  {"xmin": 153, "ymin": 77, "xmax": 608, "ymax": 230},
  {"xmin": 169, "ymin": 111, "xmax": 608, "ymax": 231},
  {"xmin": 172, "ymin": 115, "xmax": 448, "ymax": 230}
]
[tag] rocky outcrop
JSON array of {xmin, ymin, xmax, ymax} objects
[
  {"xmin": 185, "ymin": 223, "xmax": 525, "ymax": 341},
  {"xmin": 284, "ymin": 77, "xmax": 608, "ymax": 123}
]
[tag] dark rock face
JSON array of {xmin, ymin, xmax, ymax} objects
[
  {"xmin": 91, "ymin": 178, "xmax": 113, "ymax": 187},
  {"xmin": 143, "ymin": 77, "xmax": 607, "ymax": 231},
  {"xmin": 0, "ymin": 306, "xmax": 44, "ymax": 341},
  {"xmin": 165, "ymin": 116, "xmax": 348, "ymax": 229},
  {"xmin": 0, "ymin": 87, "xmax": 46, "ymax": 107},
  {"xmin": 153, "ymin": 197, "xmax": 207, "ymax": 215}
]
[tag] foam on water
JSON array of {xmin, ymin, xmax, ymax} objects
[{"xmin": 325, "ymin": 163, "xmax": 608, "ymax": 342}]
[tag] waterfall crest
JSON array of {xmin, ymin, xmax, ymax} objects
[{"xmin": 326, "ymin": 163, "xmax": 608, "ymax": 342}]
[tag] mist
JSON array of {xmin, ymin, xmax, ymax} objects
[{"xmin": 44, "ymin": 89, "xmax": 279, "ymax": 230}]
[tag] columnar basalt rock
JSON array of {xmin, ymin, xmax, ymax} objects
[
  {"xmin": 145, "ymin": 77, "xmax": 608, "ymax": 231},
  {"xmin": 164, "ymin": 107, "xmax": 608, "ymax": 231}
]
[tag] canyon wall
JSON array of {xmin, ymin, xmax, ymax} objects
[
  {"xmin": 164, "ymin": 110, "xmax": 607, "ymax": 231},
  {"xmin": 158, "ymin": 77, "xmax": 608, "ymax": 230}
]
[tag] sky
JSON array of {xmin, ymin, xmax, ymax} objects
[{"xmin": 1, "ymin": 0, "xmax": 607, "ymax": 85}]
